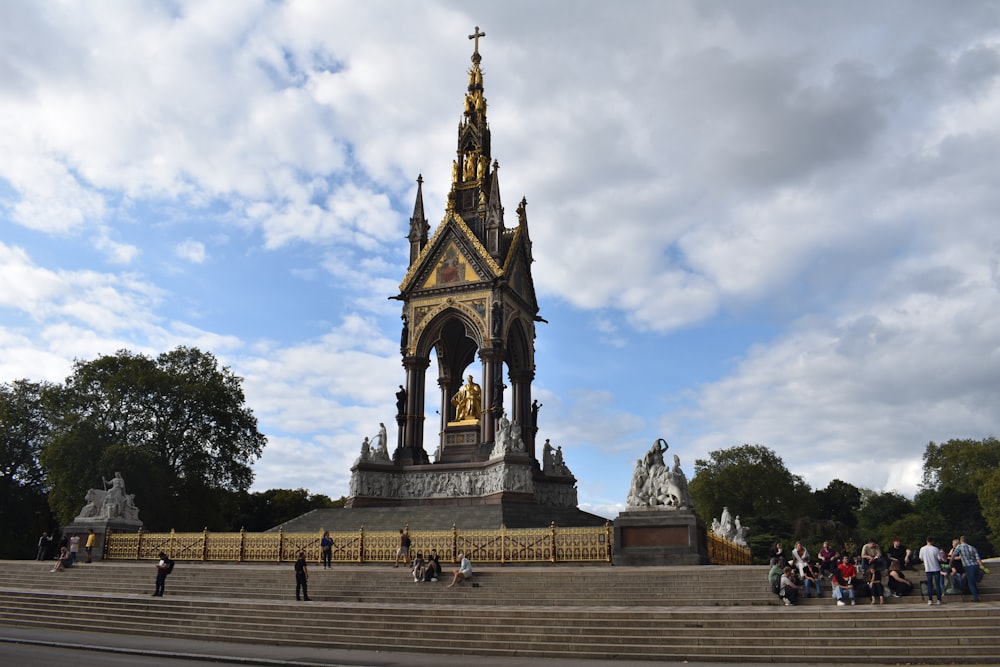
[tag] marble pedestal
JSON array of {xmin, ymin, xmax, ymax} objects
[
  {"xmin": 62, "ymin": 519, "xmax": 143, "ymax": 562},
  {"xmin": 612, "ymin": 509, "xmax": 708, "ymax": 566}
]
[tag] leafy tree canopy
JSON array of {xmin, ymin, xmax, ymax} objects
[
  {"xmin": 979, "ymin": 468, "xmax": 1000, "ymax": 547},
  {"xmin": 39, "ymin": 347, "xmax": 266, "ymax": 528},
  {"xmin": 690, "ymin": 444, "xmax": 814, "ymax": 524},
  {"xmin": 856, "ymin": 490, "xmax": 913, "ymax": 540},
  {"xmin": 814, "ymin": 479, "xmax": 862, "ymax": 530},
  {"xmin": 234, "ymin": 489, "xmax": 343, "ymax": 531},
  {"xmin": 921, "ymin": 437, "xmax": 1000, "ymax": 494},
  {"xmin": 0, "ymin": 380, "xmax": 57, "ymax": 557}
]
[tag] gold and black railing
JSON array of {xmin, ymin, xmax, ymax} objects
[
  {"xmin": 105, "ymin": 522, "xmax": 613, "ymax": 564},
  {"xmin": 706, "ymin": 531, "xmax": 752, "ymax": 565}
]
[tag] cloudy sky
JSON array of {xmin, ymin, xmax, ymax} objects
[{"xmin": 3, "ymin": 1, "xmax": 999, "ymax": 519}]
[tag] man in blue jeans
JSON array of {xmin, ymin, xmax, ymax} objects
[
  {"xmin": 953, "ymin": 536, "xmax": 984, "ymax": 602},
  {"xmin": 918, "ymin": 537, "xmax": 944, "ymax": 605}
]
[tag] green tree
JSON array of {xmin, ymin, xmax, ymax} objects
[
  {"xmin": 913, "ymin": 487, "xmax": 991, "ymax": 554},
  {"xmin": 979, "ymin": 468, "xmax": 1000, "ymax": 549},
  {"xmin": 233, "ymin": 489, "xmax": 342, "ymax": 531},
  {"xmin": 0, "ymin": 380, "xmax": 57, "ymax": 557},
  {"xmin": 690, "ymin": 444, "xmax": 814, "ymax": 525},
  {"xmin": 814, "ymin": 479, "xmax": 861, "ymax": 528},
  {"xmin": 856, "ymin": 490, "xmax": 913, "ymax": 541},
  {"xmin": 921, "ymin": 437, "xmax": 1000, "ymax": 494},
  {"xmin": 40, "ymin": 347, "xmax": 266, "ymax": 529}
]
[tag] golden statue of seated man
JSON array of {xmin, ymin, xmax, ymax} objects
[{"xmin": 451, "ymin": 375, "xmax": 482, "ymax": 422}]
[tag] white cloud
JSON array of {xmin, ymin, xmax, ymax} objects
[
  {"xmin": 174, "ymin": 239, "xmax": 207, "ymax": 264},
  {"xmin": 2, "ymin": 1, "xmax": 999, "ymax": 511}
]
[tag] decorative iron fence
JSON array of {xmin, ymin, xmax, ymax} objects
[
  {"xmin": 105, "ymin": 522, "xmax": 613, "ymax": 564},
  {"xmin": 707, "ymin": 531, "xmax": 752, "ymax": 565}
]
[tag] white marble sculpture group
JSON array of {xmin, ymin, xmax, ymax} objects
[
  {"xmin": 625, "ymin": 438, "xmax": 694, "ymax": 510},
  {"xmin": 711, "ymin": 506, "xmax": 748, "ymax": 546},
  {"xmin": 74, "ymin": 472, "xmax": 142, "ymax": 523}
]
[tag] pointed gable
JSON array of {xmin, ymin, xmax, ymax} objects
[{"xmin": 400, "ymin": 211, "xmax": 503, "ymax": 295}]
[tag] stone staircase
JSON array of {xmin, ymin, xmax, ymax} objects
[{"xmin": 1, "ymin": 559, "xmax": 998, "ymax": 662}]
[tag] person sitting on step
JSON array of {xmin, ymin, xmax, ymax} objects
[
  {"xmin": 50, "ymin": 545, "xmax": 71, "ymax": 573},
  {"xmin": 411, "ymin": 552, "xmax": 426, "ymax": 583},
  {"xmin": 818, "ymin": 541, "xmax": 840, "ymax": 578},
  {"xmin": 447, "ymin": 553, "xmax": 472, "ymax": 588},
  {"xmin": 886, "ymin": 559, "xmax": 913, "ymax": 597},
  {"xmin": 867, "ymin": 565, "xmax": 885, "ymax": 605},
  {"xmin": 831, "ymin": 569, "xmax": 856, "ymax": 606},
  {"xmin": 802, "ymin": 560, "xmax": 822, "ymax": 598},
  {"xmin": 424, "ymin": 549, "xmax": 441, "ymax": 582},
  {"xmin": 779, "ymin": 566, "xmax": 803, "ymax": 606}
]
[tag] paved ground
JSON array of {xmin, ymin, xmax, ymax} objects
[{"xmin": 3, "ymin": 624, "xmax": 999, "ymax": 667}]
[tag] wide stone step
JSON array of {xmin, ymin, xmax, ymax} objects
[{"xmin": 3, "ymin": 560, "xmax": 998, "ymax": 663}]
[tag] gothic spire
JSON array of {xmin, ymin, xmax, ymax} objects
[
  {"xmin": 452, "ymin": 26, "xmax": 494, "ymax": 234},
  {"xmin": 408, "ymin": 174, "xmax": 428, "ymax": 266}
]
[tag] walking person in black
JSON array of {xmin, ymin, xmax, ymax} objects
[
  {"xmin": 295, "ymin": 551, "xmax": 311, "ymax": 601},
  {"xmin": 153, "ymin": 552, "xmax": 173, "ymax": 596},
  {"xmin": 36, "ymin": 532, "xmax": 51, "ymax": 560}
]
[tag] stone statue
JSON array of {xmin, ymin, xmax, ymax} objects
[
  {"xmin": 491, "ymin": 301, "xmax": 503, "ymax": 338},
  {"xmin": 452, "ymin": 159, "xmax": 458, "ymax": 183},
  {"xmin": 400, "ymin": 316, "xmax": 409, "ymax": 351},
  {"xmin": 451, "ymin": 374, "xmax": 482, "ymax": 422},
  {"xmin": 509, "ymin": 422, "xmax": 524, "ymax": 452},
  {"xmin": 543, "ymin": 439, "xmax": 554, "ymax": 475},
  {"xmin": 100, "ymin": 472, "xmax": 127, "ymax": 520},
  {"xmin": 491, "ymin": 372, "xmax": 504, "ymax": 411},
  {"xmin": 395, "ymin": 385, "xmax": 407, "ymax": 416},
  {"xmin": 78, "ymin": 488, "xmax": 104, "ymax": 519},
  {"xmin": 720, "ymin": 506, "xmax": 733, "ymax": 537},
  {"xmin": 530, "ymin": 399, "xmax": 541, "ymax": 428},
  {"xmin": 123, "ymin": 493, "xmax": 140, "ymax": 522},
  {"xmin": 625, "ymin": 439, "xmax": 694, "ymax": 510},
  {"xmin": 711, "ymin": 507, "xmax": 748, "ymax": 545},
  {"xmin": 373, "ymin": 423, "xmax": 390, "ymax": 462},
  {"xmin": 356, "ymin": 437, "xmax": 371, "ymax": 465},
  {"xmin": 73, "ymin": 472, "xmax": 141, "ymax": 524},
  {"xmin": 733, "ymin": 515, "xmax": 748, "ymax": 546},
  {"xmin": 553, "ymin": 446, "xmax": 571, "ymax": 476}
]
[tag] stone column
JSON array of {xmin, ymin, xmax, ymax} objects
[
  {"xmin": 510, "ymin": 369, "xmax": 535, "ymax": 459},
  {"xmin": 402, "ymin": 356, "xmax": 430, "ymax": 454}
]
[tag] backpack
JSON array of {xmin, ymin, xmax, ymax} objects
[
  {"xmin": 770, "ymin": 575, "xmax": 781, "ymax": 595},
  {"xmin": 165, "ymin": 558, "xmax": 175, "ymax": 575}
]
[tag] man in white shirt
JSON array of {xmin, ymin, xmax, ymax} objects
[{"xmin": 918, "ymin": 537, "xmax": 944, "ymax": 605}]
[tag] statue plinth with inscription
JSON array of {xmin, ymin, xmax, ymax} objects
[{"xmin": 613, "ymin": 440, "xmax": 709, "ymax": 565}]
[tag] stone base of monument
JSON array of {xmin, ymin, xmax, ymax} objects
[
  {"xmin": 62, "ymin": 519, "xmax": 143, "ymax": 563},
  {"xmin": 612, "ymin": 509, "xmax": 709, "ymax": 566}
]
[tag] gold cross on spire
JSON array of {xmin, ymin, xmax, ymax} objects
[{"xmin": 469, "ymin": 26, "xmax": 485, "ymax": 55}]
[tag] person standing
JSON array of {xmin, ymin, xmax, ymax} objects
[
  {"xmin": 953, "ymin": 535, "xmax": 984, "ymax": 602},
  {"xmin": 918, "ymin": 537, "xmax": 944, "ymax": 605},
  {"xmin": 153, "ymin": 552, "xmax": 173, "ymax": 596},
  {"xmin": 320, "ymin": 531, "xmax": 333, "ymax": 569},
  {"xmin": 394, "ymin": 529, "xmax": 411, "ymax": 568},
  {"xmin": 294, "ymin": 551, "xmax": 310, "ymax": 601},
  {"xmin": 84, "ymin": 529, "xmax": 96, "ymax": 563},
  {"xmin": 68, "ymin": 533, "xmax": 81, "ymax": 566},
  {"xmin": 36, "ymin": 532, "xmax": 51, "ymax": 560}
]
